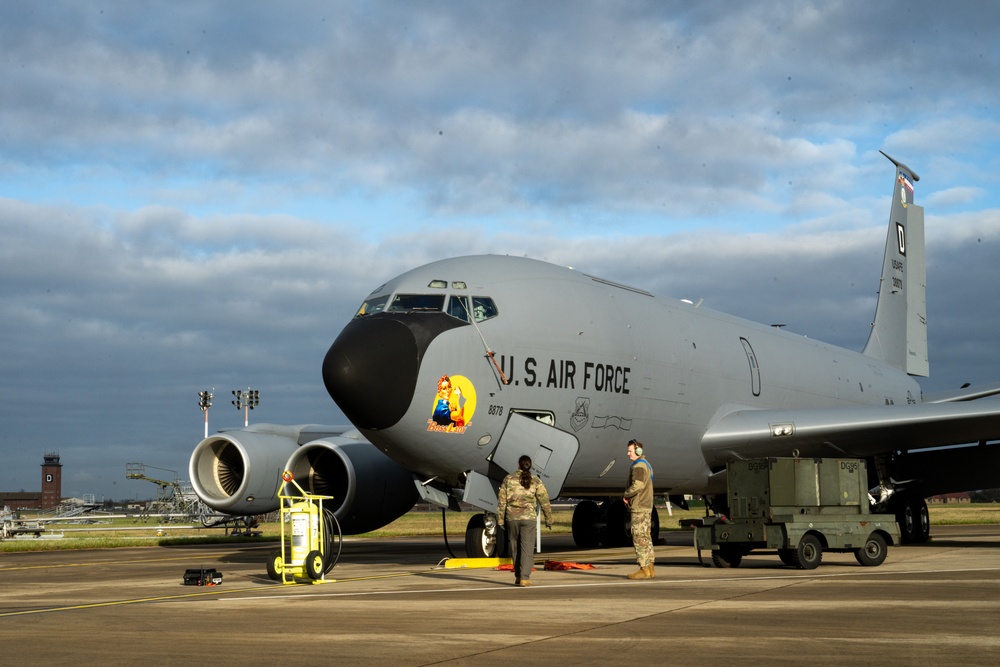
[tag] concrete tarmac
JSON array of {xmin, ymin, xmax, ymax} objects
[{"xmin": 2, "ymin": 525, "xmax": 999, "ymax": 666}]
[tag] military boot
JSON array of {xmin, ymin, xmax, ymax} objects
[
  {"xmin": 644, "ymin": 564, "xmax": 655, "ymax": 579},
  {"xmin": 626, "ymin": 566, "xmax": 650, "ymax": 580}
]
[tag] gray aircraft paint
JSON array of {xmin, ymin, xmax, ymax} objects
[
  {"xmin": 330, "ymin": 154, "xmax": 996, "ymax": 500},
  {"xmin": 189, "ymin": 154, "xmax": 1000, "ymax": 532}
]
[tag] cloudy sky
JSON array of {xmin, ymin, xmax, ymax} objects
[{"xmin": 2, "ymin": 2, "xmax": 999, "ymax": 502}]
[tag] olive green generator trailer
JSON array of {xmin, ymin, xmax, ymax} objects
[{"xmin": 693, "ymin": 458, "xmax": 901, "ymax": 569}]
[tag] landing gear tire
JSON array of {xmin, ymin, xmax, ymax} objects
[
  {"xmin": 897, "ymin": 501, "xmax": 916, "ymax": 543},
  {"xmin": 792, "ymin": 533, "xmax": 823, "ymax": 570},
  {"xmin": 914, "ymin": 499, "xmax": 930, "ymax": 543},
  {"xmin": 711, "ymin": 547, "xmax": 743, "ymax": 568},
  {"xmin": 895, "ymin": 498, "xmax": 931, "ymax": 544},
  {"xmin": 572, "ymin": 500, "xmax": 601, "ymax": 548},
  {"xmin": 602, "ymin": 498, "xmax": 630, "ymax": 548},
  {"xmin": 465, "ymin": 513, "xmax": 506, "ymax": 558},
  {"xmin": 572, "ymin": 499, "xmax": 660, "ymax": 549},
  {"xmin": 854, "ymin": 532, "xmax": 888, "ymax": 567}
]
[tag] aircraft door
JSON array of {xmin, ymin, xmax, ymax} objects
[
  {"xmin": 492, "ymin": 412, "xmax": 580, "ymax": 498},
  {"xmin": 740, "ymin": 337, "xmax": 761, "ymax": 397}
]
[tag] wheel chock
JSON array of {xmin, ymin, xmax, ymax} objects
[{"xmin": 443, "ymin": 557, "xmax": 512, "ymax": 569}]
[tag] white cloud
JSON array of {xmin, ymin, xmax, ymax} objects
[
  {"xmin": 925, "ymin": 187, "xmax": 987, "ymax": 209},
  {"xmin": 2, "ymin": 1, "xmax": 1000, "ymax": 499}
]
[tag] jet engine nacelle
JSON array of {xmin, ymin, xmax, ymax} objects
[
  {"xmin": 284, "ymin": 439, "xmax": 419, "ymax": 534},
  {"xmin": 189, "ymin": 423, "xmax": 304, "ymax": 515},
  {"xmin": 189, "ymin": 423, "xmax": 419, "ymax": 533}
]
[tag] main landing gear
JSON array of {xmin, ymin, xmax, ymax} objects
[
  {"xmin": 570, "ymin": 498, "xmax": 659, "ymax": 549},
  {"xmin": 890, "ymin": 496, "xmax": 930, "ymax": 544},
  {"xmin": 870, "ymin": 456, "xmax": 930, "ymax": 544},
  {"xmin": 462, "ymin": 499, "xmax": 664, "ymax": 557}
]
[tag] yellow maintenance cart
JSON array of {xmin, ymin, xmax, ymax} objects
[{"xmin": 266, "ymin": 470, "xmax": 342, "ymax": 584}]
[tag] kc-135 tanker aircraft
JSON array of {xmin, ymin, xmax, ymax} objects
[{"xmin": 190, "ymin": 153, "xmax": 1000, "ymax": 557}]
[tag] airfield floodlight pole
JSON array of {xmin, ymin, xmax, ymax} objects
[
  {"xmin": 232, "ymin": 389, "xmax": 244, "ymax": 427},
  {"xmin": 198, "ymin": 389, "xmax": 214, "ymax": 438},
  {"xmin": 232, "ymin": 388, "xmax": 259, "ymax": 427}
]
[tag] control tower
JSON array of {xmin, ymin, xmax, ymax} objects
[{"xmin": 41, "ymin": 453, "xmax": 62, "ymax": 508}]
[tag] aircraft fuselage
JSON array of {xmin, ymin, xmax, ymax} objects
[{"xmin": 322, "ymin": 255, "xmax": 919, "ymax": 498}]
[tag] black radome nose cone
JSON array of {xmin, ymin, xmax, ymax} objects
[{"xmin": 323, "ymin": 316, "xmax": 419, "ymax": 430}]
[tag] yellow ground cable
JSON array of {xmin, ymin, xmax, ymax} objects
[{"xmin": 441, "ymin": 557, "xmax": 511, "ymax": 569}]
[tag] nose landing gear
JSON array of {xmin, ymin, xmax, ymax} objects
[{"xmin": 465, "ymin": 512, "xmax": 509, "ymax": 558}]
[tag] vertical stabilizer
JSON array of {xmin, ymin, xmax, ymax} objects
[{"xmin": 863, "ymin": 152, "xmax": 929, "ymax": 376}]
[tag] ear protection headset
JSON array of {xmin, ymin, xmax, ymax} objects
[{"xmin": 629, "ymin": 439, "xmax": 643, "ymax": 457}]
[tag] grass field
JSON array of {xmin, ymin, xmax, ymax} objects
[{"xmin": 2, "ymin": 502, "xmax": 998, "ymax": 553}]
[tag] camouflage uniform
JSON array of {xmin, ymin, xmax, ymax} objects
[
  {"xmin": 623, "ymin": 458, "xmax": 654, "ymax": 568},
  {"xmin": 497, "ymin": 473, "xmax": 553, "ymax": 583}
]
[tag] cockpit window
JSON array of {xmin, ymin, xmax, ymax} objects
[
  {"xmin": 471, "ymin": 296, "xmax": 498, "ymax": 322},
  {"xmin": 357, "ymin": 292, "xmax": 497, "ymax": 321},
  {"xmin": 355, "ymin": 295, "xmax": 389, "ymax": 318},
  {"xmin": 448, "ymin": 296, "xmax": 470, "ymax": 321},
  {"xmin": 447, "ymin": 295, "xmax": 499, "ymax": 322},
  {"xmin": 387, "ymin": 294, "xmax": 446, "ymax": 312}
]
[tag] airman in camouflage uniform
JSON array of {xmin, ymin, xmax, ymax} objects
[
  {"xmin": 622, "ymin": 439, "xmax": 655, "ymax": 579},
  {"xmin": 497, "ymin": 455, "xmax": 553, "ymax": 586}
]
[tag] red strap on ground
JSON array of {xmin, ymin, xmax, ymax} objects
[
  {"xmin": 494, "ymin": 564, "xmax": 536, "ymax": 572},
  {"xmin": 543, "ymin": 560, "xmax": 596, "ymax": 570}
]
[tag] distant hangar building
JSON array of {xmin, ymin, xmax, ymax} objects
[{"xmin": 0, "ymin": 453, "xmax": 63, "ymax": 510}]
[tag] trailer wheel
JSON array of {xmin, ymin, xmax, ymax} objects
[
  {"xmin": 265, "ymin": 550, "xmax": 284, "ymax": 581},
  {"xmin": 777, "ymin": 548, "xmax": 796, "ymax": 566},
  {"xmin": 711, "ymin": 547, "xmax": 743, "ymax": 568},
  {"xmin": 304, "ymin": 550, "xmax": 325, "ymax": 580},
  {"xmin": 793, "ymin": 534, "xmax": 823, "ymax": 569},
  {"xmin": 854, "ymin": 532, "xmax": 888, "ymax": 567}
]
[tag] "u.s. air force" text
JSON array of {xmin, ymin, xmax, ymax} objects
[{"xmin": 498, "ymin": 355, "xmax": 630, "ymax": 394}]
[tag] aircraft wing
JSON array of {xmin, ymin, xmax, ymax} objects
[
  {"xmin": 701, "ymin": 401, "xmax": 1000, "ymax": 467},
  {"xmin": 921, "ymin": 383, "xmax": 1000, "ymax": 403}
]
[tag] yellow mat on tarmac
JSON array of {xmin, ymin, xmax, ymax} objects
[{"xmin": 443, "ymin": 557, "xmax": 512, "ymax": 569}]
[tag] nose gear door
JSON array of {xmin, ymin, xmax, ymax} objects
[{"xmin": 491, "ymin": 412, "xmax": 580, "ymax": 498}]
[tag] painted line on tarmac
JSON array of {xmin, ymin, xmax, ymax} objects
[
  {"xmin": 0, "ymin": 552, "xmax": 236, "ymax": 572},
  {"xmin": 0, "ymin": 585, "xmax": 260, "ymax": 617},
  {"xmin": 0, "ymin": 568, "xmax": 447, "ymax": 617},
  {"xmin": 6, "ymin": 558, "xmax": 998, "ymax": 616},
  {"xmin": 221, "ymin": 564, "xmax": 1000, "ymax": 603}
]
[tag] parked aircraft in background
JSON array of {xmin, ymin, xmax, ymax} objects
[{"xmin": 190, "ymin": 153, "xmax": 1000, "ymax": 557}]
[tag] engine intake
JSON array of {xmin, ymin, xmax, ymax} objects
[
  {"xmin": 189, "ymin": 424, "xmax": 302, "ymax": 514},
  {"xmin": 285, "ymin": 440, "xmax": 418, "ymax": 534},
  {"xmin": 188, "ymin": 423, "xmax": 418, "ymax": 533}
]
